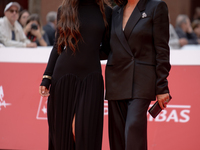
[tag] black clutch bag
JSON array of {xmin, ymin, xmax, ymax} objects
[{"xmin": 148, "ymin": 95, "xmax": 172, "ymax": 118}]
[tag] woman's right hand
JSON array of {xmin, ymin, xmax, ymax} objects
[
  {"xmin": 24, "ymin": 22, "xmax": 32, "ymax": 35},
  {"xmin": 39, "ymin": 86, "xmax": 50, "ymax": 97},
  {"xmin": 156, "ymin": 93, "xmax": 170, "ymax": 109}
]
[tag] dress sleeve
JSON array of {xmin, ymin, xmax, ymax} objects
[
  {"xmin": 99, "ymin": 6, "xmax": 112, "ymax": 60},
  {"xmin": 40, "ymin": 8, "xmax": 61, "ymax": 89},
  {"xmin": 153, "ymin": 1, "xmax": 171, "ymax": 95}
]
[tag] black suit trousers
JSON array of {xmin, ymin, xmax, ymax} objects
[{"xmin": 108, "ymin": 99, "xmax": 151, "ymax": 150}]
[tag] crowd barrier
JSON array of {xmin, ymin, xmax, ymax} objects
[{"xmin": 0, "ymin": 46, "xmax": 200, "ymax": 150}]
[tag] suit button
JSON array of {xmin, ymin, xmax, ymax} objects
[{"xmin": 131, "ymin": 57, "xmax": 134, "ymax": 61}]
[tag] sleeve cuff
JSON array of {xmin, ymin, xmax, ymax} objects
[{"xmin": 40, "ymin": 78, "xmax": 51, "ymax": 89}]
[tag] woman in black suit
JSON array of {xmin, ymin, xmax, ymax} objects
[{"xmin": 105, "ymin": 0, "xmax": 171, "ymax": 149}]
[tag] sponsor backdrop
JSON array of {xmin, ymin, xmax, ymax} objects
[{"xmin": 0, "ymin": 47, "xmax": 200, "ymax": 150}]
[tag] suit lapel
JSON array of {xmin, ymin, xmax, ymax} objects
[
  {"xmin": 114, "ymin": 0, "xmax": 148, "ymax": 56},
  {"xmin": 124, "ymin": 0, "xmax": 148, "ymax": 40},
  {"xmin": 114, "ymin": 7, "xmax": 133, "ymax": 56},
  {"xmin": 124, "ymin": 6, "xmax": 141, "ymax": 40}
]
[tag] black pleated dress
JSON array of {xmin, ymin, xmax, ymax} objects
[{"xmin": 40, "ymin": 1, "xmax": 112, "ymax": 150}]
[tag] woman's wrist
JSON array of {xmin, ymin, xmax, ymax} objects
[
  {"xmin": 43, "ymin": 75, "xmax": 52, "ymax": 80},
  {"xmin": 38, "ymin": 35, "xmax": 47, "ymax": 46},
  {"xmin": 37, "ymin": 35, "xmax": 43, "ymax": 41}
]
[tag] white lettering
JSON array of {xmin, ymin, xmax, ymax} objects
[
  {"xmin": 148, "ymin": 107, "xmax": 191, "ymax": 123},
  {"xmin": 0, "ymin": 86, "xmax": 11, "ymax": 111},
  {"xmin": 0, "ymin": 86, "xmax": 4, "ymax": 101},
  {"xmin": 179, "ymin": 110, "xmax": 190, "ymax": 123},
  {"xmin": 166, "ymin": 110, "xmax": 178, "ymax": 122}
]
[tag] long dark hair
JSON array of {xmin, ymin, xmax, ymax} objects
[
  {"xmin": 26, "ymin": 14, "xmax": 42, "ymax": 27},
  {"xmin": 114, "ymin": 0, "xmax": 127, "ymax": 6},
  {"xmin": 57, "ymin": 0, "xmax": 111, "ymax": 53}
]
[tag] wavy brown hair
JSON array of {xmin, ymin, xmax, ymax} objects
[
  {"xmin": 114, "ymin": 0, "xmax": 127, "ymax": 6},
  {"xmin": 57, "ymin": 0, "xmax": 111, "ymax": 53}
]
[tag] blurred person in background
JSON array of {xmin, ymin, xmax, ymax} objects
[
  {"xmin": 175, "ymin": 14, "xmax": 198, "ymax": 45},
  {"xmin": 193, "ymin": 7, "xmax": 200, "ymax": 21},
  {"xmin": 43, "ymin": 11, "xmax": 57, "ymax": 46},
  {"xmin": 24, "ymin": 14, "xmax": 50, "ymax": 46},
  {"xmin": 192, "ymin": 19, "xmax": 200, "ymax": 44},
  {"xmin": 168, "ymin": 14, "xmax": 186, "ymax": 49},
  {"xmin": 18, "ymin": 10, "xmax": 30, "ymax": 28},
  {"xmin": 0, "ymin": 2, "xmax": 36, "ymax": 48},
  {"xmin": 169, "ymin": 24, "xmax": 182, "ymax": 49}
]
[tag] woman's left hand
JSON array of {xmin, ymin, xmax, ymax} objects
[
  {"xmin": 156, "ymin": 93, "xmax": 170, "ymax": 109},
  {"xmin": 39, "ymin": 86, "xmax": 50, "ymax": 97}
]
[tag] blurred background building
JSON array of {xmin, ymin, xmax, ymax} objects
[{"xmin": 0, "ymin": 0, "xmax": 200, "ymax": 26}]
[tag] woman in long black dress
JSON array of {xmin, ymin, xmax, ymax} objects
[{"xmin": 39, "ymin": 0, "xmax": 112, "ymax": 149}]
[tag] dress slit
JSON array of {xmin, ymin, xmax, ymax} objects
[{"xmin": 47, "ymin": 73, "xmax": 104, "ymax": 150}]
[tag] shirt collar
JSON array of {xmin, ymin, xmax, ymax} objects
[
  {"xmin": 48, "ymin": 22, "xmax": 55, "ymax": 29},
  {"xmin": 4, "ymin": 16, "xmax": 21, "ymax": 32}
]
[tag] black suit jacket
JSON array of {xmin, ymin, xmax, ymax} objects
[
  {"xmin": 43, "ymin": 23, "xmax": 56, "ymax": 46},
  {"xmin": 105, "ymin": 0, "xmax": 171, "ymax": 100}
]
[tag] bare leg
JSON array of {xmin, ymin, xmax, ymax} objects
[{"xmin": 72, "ymin": 114, "xmax": 76, "ymax": 142}]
